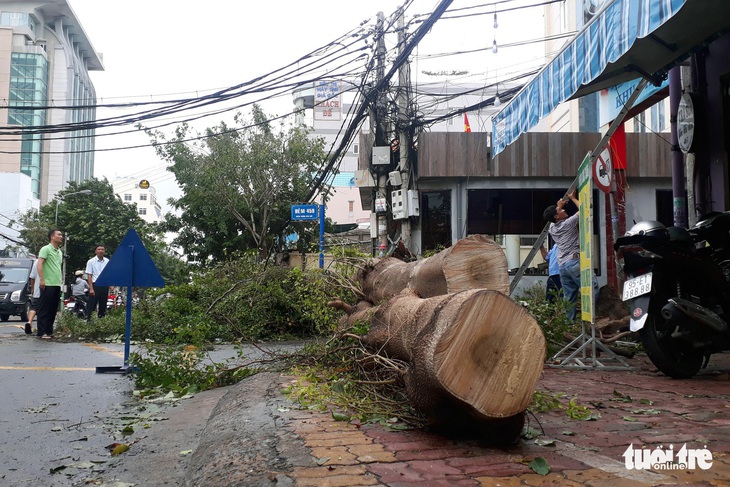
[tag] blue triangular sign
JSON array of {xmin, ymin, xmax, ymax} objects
[{"xmin": 94, "ymin": 228, "xmax": 165, "ymax": 288}]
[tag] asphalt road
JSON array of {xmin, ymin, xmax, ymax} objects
[{"xmin": 0, "ymin": 317, "xmax": 304, "ymax": 486}]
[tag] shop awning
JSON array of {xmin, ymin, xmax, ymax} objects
[{"xmin": 491, "ymin": 0, "xmax": 730, "ymax": 156}]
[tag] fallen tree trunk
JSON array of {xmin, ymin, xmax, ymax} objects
[
  {"xmin": 358, "ymin": 235, "xmax": 508, "ymax": 304},
  {"xmin": 359, "ymin": 288, "xmax": 545, "ymax": 443},
  {"xmin": 333, "ymin": 236, "xmax": 545, "ymax": 443}
]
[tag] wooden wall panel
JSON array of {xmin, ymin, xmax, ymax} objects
[{"xmin": 415, "ymin": 132, "xmax": 672, "ymax": 179}]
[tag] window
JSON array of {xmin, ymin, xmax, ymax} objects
[
  {"xmin": 467, "ymin": 189, "xmax": 566, "ymax": 235},
  {"xmin": 123, "ymin": 193, "xmax": 132, "ymax": 201},
  {"xmin": 353, "ymin": 143, "xmax": 359, "ymax": 154},
  {"xmin": 636, "ymin": 111, "xmax": 647, "ymax": 133},
  {"xmin": 447, "ymin": 117, "xmax": 454, "ymax": 126},
  {"xmin": 656, "ymin": 189, "xmax": 673, "ymax": 227},
  {"xmin": 139, "ymin": 193, "xmax": 147, "ymax": 201},
  {"xmin": 138, "ymin": 208, "xmax": 147, "ymax": 215},
  {"xmin": 421, "ymin": 190, "xmax": 451, "ymax": 251},
  {"xmin": 348, "ymin": 201, "xmax": 354, "ymax": 212}
]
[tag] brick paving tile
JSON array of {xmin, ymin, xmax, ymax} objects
[
  {"xmin": 527, "ymin": 451, "xmax": 592, "ymax": 471},
  {"xmin": 446, "ymin": 453, "xmax": 524, "ymax": 469},
  {"xmin": 393, "ymin": 447, "xmax": 475, "ymax": 461},
  {"xmin": 367, "ymin": 462, "xmax": 425, "ymax": 483},
  {"xmin": 348, "ymin": 443, "xmax": 398, "ymax": 463},
  {"xmin": 305, "ymin": 434, "xmax": 374, "ymax": 448},
  {"xmin": 563, "ymin": 467, "xmax": 625, "ymax": 482},
  {"xmin": 518, "ymin": 472, "xmax": 585, "ymax": 486},
  {"xmin": 304, "ymin": 430, "xmax": 374, "ymax": 441},
  {"xmin": 294, "ymin": 473, "xmax": 380, "ymax": 487},
  {"xmin": 463, "ymin": 462, "xmax": 532, "ymax": 477},
  {"xmin": 405, "ymin": 458, "xmax": 464, "ymax": 477},
  {"xmin": 386, "ymin": 479, "xmax": 481, "ymax": 487},
  {"xmin": 476, "ymin": 476, "xmax": 526, "ymax": 486},
  {"xmin": 308, "ymin": 445, "xmax": 359, "ymax": 465},
  {"xmin": 291, "ymin": 465, "xmax": 369, "ymax": 478}
]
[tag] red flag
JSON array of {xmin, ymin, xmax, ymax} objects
[{"xmin": 464, "ymin": 113, "xmax": 472, "ymax": 132}]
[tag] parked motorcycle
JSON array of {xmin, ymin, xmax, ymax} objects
[{"xmin": 614, "ymin": 212, "xmax": 730, "ymax": 378}]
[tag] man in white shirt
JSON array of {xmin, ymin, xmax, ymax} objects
[{"xmin": 85, "ymin": 245, "xmax": 110, "ymax": 319}]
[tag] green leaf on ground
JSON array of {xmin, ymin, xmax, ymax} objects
[
  {"xmin": 529, "ymin": 457, "xmax": 550, "ymax": 475},
  {"xmin": 331, "ymin": 412, "xmax": 350, "ymax": 421},
  {"xmin": 521, "ymin": 427, "xmax": 541, "ymax": 440}
]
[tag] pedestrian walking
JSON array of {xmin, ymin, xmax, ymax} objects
[
  {"xmin": 35, "ymin": 229, "xmax": 63, "ymax": 338},
  {"xmin": 24, "ymin": 260, "xmax": 41, "ymax": 335},
  {"xmin": 85, "ymin": 245, "xmax": 109, "ymax": 319}
]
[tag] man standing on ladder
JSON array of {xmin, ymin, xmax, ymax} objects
[{"xmin": 543, "ymin": 190, "xmax": 581, "ymax": 320}]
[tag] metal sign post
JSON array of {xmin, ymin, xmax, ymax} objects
[
  {"xmin": 291, "ymin": 204, "xmax": 326, "ymax": 269},
  {"xmin": 94, "ymin": 228, "xmax": 165, "ymax": 374},
  {"xmin": 550, "ymin": 154, "xmax": 631, "ymax": 370}
]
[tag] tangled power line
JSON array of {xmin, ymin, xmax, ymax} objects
[{"xmin": 1, "ymin": 0, "xmax": 570, "ymax": 198}]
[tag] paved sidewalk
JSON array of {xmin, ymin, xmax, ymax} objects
[
  {"xmin": 276, "ymin": 354, "xmax": 730, "ymax": 487},
  {"xmin": 184, "ymin": 352, "xmax": 730, "ymax": 487}
]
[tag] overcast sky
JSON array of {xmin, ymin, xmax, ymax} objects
[{"xmin": 69, "ymin": 0, "xmax": 544, "ymax": 211}]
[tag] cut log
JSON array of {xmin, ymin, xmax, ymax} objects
[
  {"xmin": 409, "ymin": 234, "xmax": 509, "ymax": 298},
  {"xmin": 333, "ymin": 236, "xmax": 544, "ymax": 443},
  {"xmin": 361, "ymin": 288, "xmax": 545, "ymax": 443},
  {"xmin": 357, "ymin": 235, "xmax": 509, "ymax": 304},
  {"xmin": 358, "ymin": 258, "xmax": 413, "ymax": 305}
]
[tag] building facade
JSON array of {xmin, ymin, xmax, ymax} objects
[
  {"xmin": 111, "ymin": 177, "xmax": 163, "ymax": 224},
  {"xmin": 0, "ymin": 0, "xmax": 102, "ymax": 205}
]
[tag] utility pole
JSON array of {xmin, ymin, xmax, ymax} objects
[
  {"xmin": 396, "ymin": 10, "xmax": 412, "ymax": 251},
  {"xmin": 372, "ymin": 11, "xmax": 389, "ymax": 257}
]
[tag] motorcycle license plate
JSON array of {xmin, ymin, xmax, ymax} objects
[{"xmin": 622, "ymin": 273, "xmax": 652, "ymax": 301}]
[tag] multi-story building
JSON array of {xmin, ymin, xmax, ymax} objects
[
  {"xmin": 111, "ymin": 177, "xmax": 163, "ymax": 224},
  {"xmin": 293, "ymin": 81, "xmax": 370, "ymax": 229},
  {"xmin": 0, "ymin": 0, "xmax": 102, "ymax": 206}
]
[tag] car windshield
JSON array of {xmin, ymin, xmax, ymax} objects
[{"xmin": 0, "ymin": 267, "xmax": 30, "ymax": 283}]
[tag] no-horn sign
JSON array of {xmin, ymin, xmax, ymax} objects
[{"xmin": 593, "ymin": 148, "xmax": 612, "ymax": 193}]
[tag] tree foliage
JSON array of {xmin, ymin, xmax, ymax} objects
[
  {"xmin": 18, "ymin": 178, "xmax": 189, "ymax": 286},
  {"xmin": 147, "ymin": 105, "xmax": 327, "ymax": 262}
]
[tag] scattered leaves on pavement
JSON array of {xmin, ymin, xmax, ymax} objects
[{"xmin": 534, "ymin": 438, "xmax": 556, "ymax": 446}]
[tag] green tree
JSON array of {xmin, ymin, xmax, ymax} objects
[
  {"xmin": 147, "ymin": 105, "xmax": 327, "ymax": 261},
  {"xmin": 18, "ymin": 179, "xmax": 173, "ymax": 283}
]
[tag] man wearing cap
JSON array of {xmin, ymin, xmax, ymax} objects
[{"xmin": 85, "ymin": 245, "xmax": 109, "ymax": 319}]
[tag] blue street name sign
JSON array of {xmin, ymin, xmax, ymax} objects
[{"xmin": 291, "ymin": 204, "xmax": 319, "ymax": 221}]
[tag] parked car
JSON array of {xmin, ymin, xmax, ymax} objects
[{"xmin": 0, "ymin": 258, "xmax": 34, "ymax": 323}]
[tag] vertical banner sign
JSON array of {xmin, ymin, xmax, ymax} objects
[
  {"xmin": 577, "ymin": 152, "xmax": 594, "ymax": 324},
  {"xmin": 314, "ymin": 81, "xmax": 341, "ymax": 121}
]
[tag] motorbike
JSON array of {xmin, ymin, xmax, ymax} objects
[
  {"xmin": 614, "ymin": 212, "xmax": 730, "ymax": 378},
  {"xmin": 64, "ymin": 294, "xmax": 88, "ymax": 318}
]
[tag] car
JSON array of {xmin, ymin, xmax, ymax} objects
[{"xmin": 0, "ymin": 258, "xmax": 34, "ymax": 323}]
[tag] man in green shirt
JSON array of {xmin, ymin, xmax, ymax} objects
[{"xmin": 36, "ymin": 229, "xmax": 63, "ymax": 339}]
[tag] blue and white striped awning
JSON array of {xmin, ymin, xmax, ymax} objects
[{"xmin": 491, "ymin": 0, "xmax": 730, "ymax": 156}]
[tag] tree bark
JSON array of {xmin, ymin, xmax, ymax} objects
[
  {"xmin": 334, "ymin": 236, "xmax": 545, "ymax": 443},
  {"xmin": 357, "ymin": 235, "xmax": 509, "ymax": 304},
  {"xmin": 357, "ymin": 288, "xmax": 545, "ymax": 443}
]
